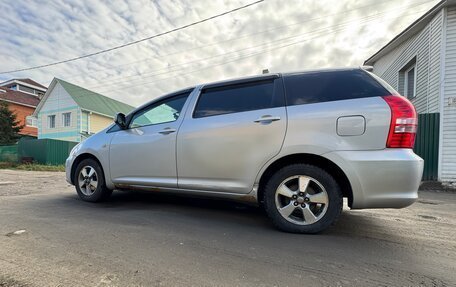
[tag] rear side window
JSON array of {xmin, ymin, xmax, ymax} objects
[
  {"xmin": 283, "ymin": 70, "xmax": 389, "ymax": 106},
  {"xmin": 194, "ymin": 80, "xmax": 278, "ymax": 118}
]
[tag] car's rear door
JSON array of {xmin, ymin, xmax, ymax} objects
[{"xmin": 176, "ymin": 76, "xmax": 287, "ymax": 194}]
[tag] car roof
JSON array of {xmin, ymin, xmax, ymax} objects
[
  {"xmin": 281, "ymin": 67, "xmax": 362, "ymax": 77},
  {"xmin": 197, "ymin": 67, "xmax": 363, "ymax": 88},
  {"xmin": 132, "ymin": 67, "xmax": 365, "ymax": 114}
]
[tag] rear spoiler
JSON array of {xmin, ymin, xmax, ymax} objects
[{"xmin": 360, "ymin": 65, "xmax": 374, "ymax": 72}]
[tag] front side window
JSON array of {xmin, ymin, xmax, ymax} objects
[
  {"xmin": 48, "ymin": 115, "xmax": 56, "ymax": 129},
  {"xmin": 62, "ymin": 112, "xmax": 71, "ymax": 127},
  {"xmin": 130, "ymin": 93, "xmax": 189, "ymax": 128},
  {"xmin": 194, "ymin": 80, "xmax": 275, "ymax": 118}
]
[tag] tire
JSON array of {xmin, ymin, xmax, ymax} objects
[
  {"xmin": 263, "ymin": 164, "xmax": 342, "ymax": 234},
  {"xmin": 74, "ymin": 158, "xmax": 112, "ymax": 202}
]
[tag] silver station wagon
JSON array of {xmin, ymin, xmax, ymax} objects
[{"xmin": 66, "ymin": 68, "xmax": 424, "ymax": 233}]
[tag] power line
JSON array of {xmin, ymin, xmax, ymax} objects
[
  {"xmin": 81, "ymin": 0, "xmax": 435, "ymax": 89},
  {"xmin": 54, "ymin": 5, "xmax": 426, "ymax": 109},
  {"xmin": 77, "ymin": 11, "xmax": 424, "ymax": 99},
  {"xmin": 63, "ymin": 0, "xmax": 408, "ymax": 80},
  {"xmin": 89, "ymin": 14, "xmax": 380, "ymax": 89},
  {"xmin": 94, "ymin": 7, "xmax": 428, "ymax": 96},
  {"xmin": 86, "ymin": 0, "xmax": 431, "ymax": 91},
  {"xmin": 45, "ymin": 0, "xmax": 431, "ymax": 104},
  {"xmin": 0, "ymin": 0, "xmax": 264, "ymax": 75}
]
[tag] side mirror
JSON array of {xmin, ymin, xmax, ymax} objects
[{"xmin": 114, "ymin": 113, "xmax": 127, "ymax": 129}]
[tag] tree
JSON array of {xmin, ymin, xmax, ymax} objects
[{"xmin": 0, "ymin": 101, "xmax": 23, "ymax": 145}]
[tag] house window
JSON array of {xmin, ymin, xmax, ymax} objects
[
  {"xmin": 399, "ymin": 57, "xmax": 417, "ymax": 100},
  {"xmin": 18, "ymin": 85, "xmax": 36, "ymax": 95},
  {"xmin": 404, "ymin": 65, "xmax": 416, "ymax": 99},
  {"xmin": 62, "ymin": 112, "xmax": 71, "ymax": 127},
  {"xmin": 81, "ymin": 112, "xmax": 89, "ymax": 133},
  {"xmin": 48, "ymin": 115, "xmax": 56, "ymax": 129},
  {"xmin": 26, "ymin": 116, "xmax": 37, "ymax": 127}
]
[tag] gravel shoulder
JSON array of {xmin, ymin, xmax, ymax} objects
[{"xmin": 0, "ymin": 169, "xmax": 455, "ymax": 286}]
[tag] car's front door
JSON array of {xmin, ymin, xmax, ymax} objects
[
  {"xmin": 109, "ymin": 90, "xmax": 192, "ymax": 188},
  {"xmin": 177, "ymin": 76, "xmax": 287, "ymax": 194}
]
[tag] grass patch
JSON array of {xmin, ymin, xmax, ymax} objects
[
  {"xmin": 0, "ymin": 275, "xmax": 30, "ymax": 287},
  {"xmin": 0, "ymin": 162, "xmax": 65, "ymax": 172}
]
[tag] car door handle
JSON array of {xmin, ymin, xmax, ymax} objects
[
  {"xmin": 158, "ymin": 128, "xmax": 176, "ymax": 135},
  {"xmin": 254, "ymin": 115, "xmax": 281, "ymax": 123}
]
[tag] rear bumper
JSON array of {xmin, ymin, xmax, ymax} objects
[{"xmin": 324, "ymin": 149, "xmax": 423, "ymax": 209}]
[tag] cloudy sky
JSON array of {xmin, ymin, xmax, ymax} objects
[{"xmin": 0, "ymin": 0, "xmax": 439, "ymax": 107}]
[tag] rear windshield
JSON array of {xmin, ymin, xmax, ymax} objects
[{"xmin": 283, "ymin": 69, "xmax": 389, "ymax": 106}]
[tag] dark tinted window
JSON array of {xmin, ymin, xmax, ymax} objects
[
  {"xmin": 284, "ymin": 70, "xmax": 389, "ymax": 106},
  {"xmin": 194, "ymin": 80, "xmax": 277, "ymax": 118}
]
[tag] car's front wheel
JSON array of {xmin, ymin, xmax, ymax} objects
[
  {"xmin": 263, "ymin": 164, "xmax": 342, "ymax": 233},
  {"xmin": 75, "ymin": 158, "xmax": 112, "ymax": 202}
]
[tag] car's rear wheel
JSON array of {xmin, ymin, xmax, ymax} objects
[
  {"xmin": 263, "ymin": 164, "xmax": 342, "ymax": 233},
  {"xmin": 75, "ymin": 158, "xmax": 112, "ymax": 202}
]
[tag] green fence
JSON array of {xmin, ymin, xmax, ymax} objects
[
  {"xmin": 18, "ymin": 138, "xmax": 78, "ymax": 165},
  {"xmin": 414, "ymin": 113, "xmax": 439, "ymax": 181},
  {"xmin": 0, "ymin": 145, "xmax": 18, "ymax": 162}
]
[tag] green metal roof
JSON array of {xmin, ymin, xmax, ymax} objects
[{"xmin": 56, "ymin": 78, "xmax": 135, "ymax": 117}]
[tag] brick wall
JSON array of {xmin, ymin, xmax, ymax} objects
[{"xmin": 6, "ymin": 102, "xmax": 37, "ymax": 137}]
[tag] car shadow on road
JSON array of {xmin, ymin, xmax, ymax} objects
[{"xmin": 52, "ymin": 189, "xmax": 400, "ymax": 240}]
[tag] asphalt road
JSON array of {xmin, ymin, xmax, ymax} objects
[{"xmin": 0, "ymin": 169, "xmax": 455, "ymax": 287}]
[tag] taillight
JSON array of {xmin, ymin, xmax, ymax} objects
[{"xmin": 382, "ymin": 95, "xmax": 417, "ymax": 149}]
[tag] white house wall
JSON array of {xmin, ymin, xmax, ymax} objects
[
  {"xmin": 442, "ymin": 6, "xmax": 456, "ymax": 181},
  {"xmin": 38, "ymin": 82, "xmax": 81, "ymax": 142},
  {"xmin": 370, "ymin": 36, "xmax": 415, "ymax": 77},
  {"xmin": 372, "ymin": 10, "xmax": 444, "ymax": 114}
]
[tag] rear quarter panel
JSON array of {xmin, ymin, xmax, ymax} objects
[
  {"xmin": 283, "ymin": 96, "xmax": 391, "ymax": 153},
  {"xmin": 255, "ymin": 96, "xmax": 392, "ymax": 185}
]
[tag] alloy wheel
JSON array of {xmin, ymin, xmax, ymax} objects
[
  {"xmin": 274, "ymin": 175, "xmax": 329, "ymax": 225},
  {"xmin": 78, "ymin": 166, "xmax": 99, "ymax": 196}
]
